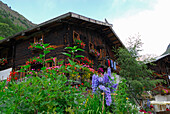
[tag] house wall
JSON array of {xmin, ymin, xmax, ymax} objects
[
  {"xmin": 0, "ymin": 44, "xmax": 13, "ymax": 70},
  {"xmin": 11, "ymin": 23, "xmax": 117, "ymax": 70},
  {"xmin": 14, "ymin": 24, "xmax": 68, "ymax": 68},
  {"xmin": 71, "ymin": 25, "xmax": 116, "ymax": 69}
]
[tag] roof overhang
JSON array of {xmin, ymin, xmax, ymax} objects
[{"xmin": 0, "ymin": 12, "xmax": 125, "ymax": 48}]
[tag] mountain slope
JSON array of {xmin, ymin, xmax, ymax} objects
[
  {"xmin": 0, "ymin": 1, "xmax": 35, "ymax": 39},
  {"xmin": 163, "ymin": 44, "xmax": 170, "ymax": 55}
]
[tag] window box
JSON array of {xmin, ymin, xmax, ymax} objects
[
  {"xmin": 0, "ymin": 58, "xmax": 8, "ymax": 66},
  {"xmin": 74, "ymin": 39, "xmax": 86, "ymax": 49},
  {"xmin": 89, "ymin": 49, "xmax": 100, "ymax": 57}
]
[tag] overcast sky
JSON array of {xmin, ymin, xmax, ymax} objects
[{"xmin": 2, "ymin": 0, "xmax": 169, "ymax": 56}]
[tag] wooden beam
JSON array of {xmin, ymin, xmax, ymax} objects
[
  {"xmin": 15, "ymin": 36, "xmax": 26, "ymax": 40},
  {"xmin": 113, "ymin": 40, "xmax": 120, "ymax": 44},
  {"xmin": 107, "ymin": 33, "xmax": 114, "ymax": 37},
  {"xmin": 103, "ymin": 27, "xmax": 109, "ymax": 31},
  {"xmin": 110, "ymin": 37, "xmax": 117, "ymax": 41}
]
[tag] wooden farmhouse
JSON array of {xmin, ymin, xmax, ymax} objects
[
  {"xmin": 0, "ymin": 12, "xmax": 124, "ymax": 80},
  {"xmin": 147, "ymin": 53, "xmax": 170, "ymax": 113}
]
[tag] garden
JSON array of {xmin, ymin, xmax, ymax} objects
[{"xmin": 0, "ymin": 41, "xmax": 156, "ymax": 113}]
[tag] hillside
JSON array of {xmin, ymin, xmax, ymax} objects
[
  {"xmin": 0, "ymin": 1, "xmax": 35, "ymax": 39},
  {"xmin": 163, "ymin": 44, "xmax": 170, "ymax": 55}
]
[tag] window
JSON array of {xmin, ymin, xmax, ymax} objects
[
  {"xmin": 34, "ymin": 34, "xmax": 44, "ymax": 43},
  {"xmin": 73, "ymin": 31, "xmax": 80, "ymax": 41},
  {"xmin": 89, "ymin": 42, "xmax": 94, "ymax": 49}
]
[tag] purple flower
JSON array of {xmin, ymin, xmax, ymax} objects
[
  {"xmin": 105, "ymin": 87, "xmax": 112, "ymax": 106},
  {"xmin": 147, "ymin": 99, "xmax": 150, "ymax": 107},
  {"xmin": 92, "ymin": 74, "xmax": 99, "ymax": 93},
  {"xmin": 99, "ymin": 85, "xmax": 107, "ymax": 91},
  {"xmin": 107, "ymin": 67, "xmax": 112, "ymax": 77},
  {"xmin": 98, "ymin": 77, "xmax": 104, "ymax": 84},
  {"xmin": 103, "ymin": 73, "xmax": 109, "ymax": 84},
  {"xmin": 92, "ymin": 67, "xmax": 119, "ymax": 106},
  {"xmin": 111, "ymin": 84, "xmax": 118, "ymax": 93},
  {"xmin": 99, "ymin": 85, "xmax": 112, "ymax": 106}
]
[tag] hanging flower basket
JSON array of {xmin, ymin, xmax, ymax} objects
[
  {"xmin": 74, "ymin": 39, "xmax": 86, "ymax": 49},
  {"xmin": 89, "ymin": 49, "xmax": 100, "ymax": 57},
  {"xmin": 0, "ymin": 58, "xmax": 8, "ymax": 66}
]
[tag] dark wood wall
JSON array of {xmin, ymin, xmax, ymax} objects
[
  {"xmin": 70, "ymin": 24, "xmax": 116, "ymax": 68},
  {"xmin": 148, "ymin": 56, "xmax": 170, "ymax": 75},
  {"xmin": 14, "ymin": 24, "xmax": 68, "ymax": 68},
  {"xmin": 3, "ymin": 23, "xmax": 117, "ymax": 70}
]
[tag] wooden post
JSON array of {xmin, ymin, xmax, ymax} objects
[{"xmin": 102, "ymin": 92, "xmax": 105, "ymax": 114}]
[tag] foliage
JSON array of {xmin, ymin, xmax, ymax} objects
[
  {"xmin": 139, "ymin": 99, "xmax": 154, "ymax": 114},
  {"xmin": 114, "ymin": 79, "xmax": 139, "ymax": 114},
  {"xmin": 0, "ymin": 15, "xmax": 26, "ymax": 38},
  {"xmin": 116, "ymin": 36, "xmax": 161, "ymax": 103},
  {"xmin": 81, "ymin": 94, "xmax": 104, "ymax": 114},
  {"xmin": 0, "ymin": 36, "xmax": 4, "ymax": 40},
  {"xmin": 28, "ymin": 42, "xmax": 43, "ymax": 50},
  {"xmin": 0, "ymin": 70, "xmax": 87, "ymax": 113},
  {"xmin": 0, "ymin": 43, "xmax": 88, "ymax": 113},
  {"xmin": 0, "ymin": 22, "xmax": 14, "ymax": 37}
]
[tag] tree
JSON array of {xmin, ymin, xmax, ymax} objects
[{"xmin": 116, "ymin": 34, "xmax": 160, "ymax": 104}]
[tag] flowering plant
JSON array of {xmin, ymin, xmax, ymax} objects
[
  {"xmin": 80, "ymin": 57, "xmax": 93, "ymax": 67},
  {"xmin": 7, "ymin": 71, "xmax": 19, "ymax": 82},
  {"xmin": 89, "ymin": 49, "xmax": 100, "ymax": 57},
  {"xmin": 92, "ymin": 67, "xmax": 118, "ymax": 106},
  {"xmin": 74, "ymin": 39, "xmax": 86, "ymax": 49},
  {"xmin": 28, "ymin": 42, "xmax": 43, "ymax": 50},
  {"xmin": 0, "ymin": 58, "xmax": 8, "ymax": 66},
  {"xmin": 139, "ymin": 99, "xmax": 154, "ymax": 114},
  {"xmin": 26, "ymin": 57, "xmax": 42, "ymax": 65}
]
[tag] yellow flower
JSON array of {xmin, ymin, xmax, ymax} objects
[
  {"xmin": 85, "ymin": 98, "xmax": 89, "ymax": 107},
  {"xmin": 5, "ymin": 86, "xmax": 8, "ymax": 89},
  {"xmin": 126, "ymin": 97, "xmax": 128, "ymax": 100}
]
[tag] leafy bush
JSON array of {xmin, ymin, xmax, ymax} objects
[{"xmin": 0, "ymin": 43, "xmax": 88, "ymax": 113}]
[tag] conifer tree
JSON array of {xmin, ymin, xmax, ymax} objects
[{"xmin": 116, "ymin": 34, "xmax": 160, "ymax": 104}]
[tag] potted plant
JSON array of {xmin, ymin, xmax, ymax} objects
[{"xmin": 74, "ymin": 39, "xmax": 86, "ymax": 49}]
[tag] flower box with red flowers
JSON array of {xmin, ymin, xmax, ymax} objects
[
  {"xmin": 89, "ymin": 49, "xmax": 100, "ymax": 57},
  {"xmin": 74, "ymin": 39, "xmax": 86, "ymax": 49},
  {"xmin": 0, "ymin": 58, "xmax": 8, "ymax": 66},
  {"xmin": 28, "ymin": 42, "xmax": 43, "ymax": 53}
]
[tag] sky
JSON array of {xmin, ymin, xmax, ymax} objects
[{"xmin": 1, "ymin": 0, "xmax": 170, "ymax": 56}]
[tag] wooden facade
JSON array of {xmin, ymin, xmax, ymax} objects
[
  {"xmin": 147, "ymin": 54, "xmax": 170, "ymax": 94},
  {"xmin": 0, "ymin": 12, "xmax": 124, "ymax": 72}
]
